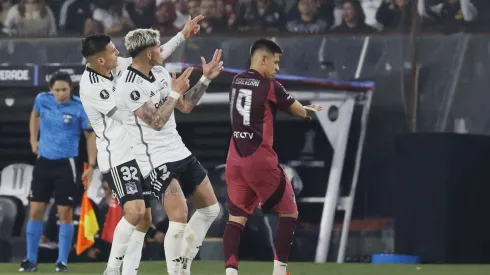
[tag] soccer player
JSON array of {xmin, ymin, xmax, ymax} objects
[
  {"xmin": 223, "ymin": 38, "xmax": 323, "ymax": 275},
  {"xmin": 21, "ymin": 72, "xmax": 97, "ymax": 272},
  {"xmin": 79, "ymin": 16, "xmax": 203, "ymax": 275},
  {"xmin": 115, "ymin": 29, "xmax": 223, "ymax": 275}
]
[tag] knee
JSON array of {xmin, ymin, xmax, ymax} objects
[
  {"xmin": 197, "ymin": 203, "xmax": 220, "ymax": 220},
  {"xmin": 29, "ymin": 207, "xmax": 44, "ymax": 221},
  {"xmin": 58, "ymin": 209, "xmax": 73, "ymax": 223},
  {"xmin": 124, "ymin": 202, "xmax": 146, "ymax": 225},
  {"xmin": 137, "ymin": 210, "xmax": 152, "ymax": 231},
  {"xmin": 168, "ymin": 210, "xmax": 188, "ymax": 223}
]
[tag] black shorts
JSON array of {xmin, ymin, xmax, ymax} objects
[
  {"xmin": 29, "ymin": 156, "xmax": 82, "ymax": 206},
  {"xmin": 103, "ymin": 159, "xmax": 152, "ymax": 208},
  {"xmin": 146, "ymin": 155, "xmax": 207, "ymax": 200}
]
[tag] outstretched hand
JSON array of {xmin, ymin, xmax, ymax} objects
[
  {"xmin": 171, "ymin": 67, "xmax": 194, "ymax": 94},
  {"xmin": 181, "ymin": 15, "xmax": 204, "ymax": 38},
  {"xmin": 303, "ymin": 104, "xmax": 323, "ymax": 120},
  {"xmin": 202, "ymin": 49, "xmax": 224, "ymax": 80}
]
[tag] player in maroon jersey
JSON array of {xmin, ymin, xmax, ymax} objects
[{"xmin": 223, "ymin": 38, "xmax": 322, "ymax": 275}]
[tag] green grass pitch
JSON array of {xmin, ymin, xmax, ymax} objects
[{"xmin": 0, "ymin": 261, "xmax": 489, "ymax": 275}]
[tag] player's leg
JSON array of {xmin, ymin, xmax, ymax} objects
[
  {"xmin": 223, "ymin": 165, "xmax": 259, "ymax": 275},
  {"xmin": 121, "ymin": 189, "xmax": 153, "ymax": 275},
  {"xmin": 53, "ymin": 158, "xmax": 80, "ymax": 272},
  {"xmin": 180, "ymin": 156, "xmax": 220, "ymax": 274},
  {"xmin": 103, "ymin": 160, "xmax": 146, "ymax": 275},
  {"xmin": 162, "ymin": 178, "xmax": 188, "ymax": 275},
  {"xmin": 20, "ymin": 158, "xmax": 53, "ymax": 272},
  {"xmin": 260, "ymin": 167, "xmax": 298, "ymax": 275}
]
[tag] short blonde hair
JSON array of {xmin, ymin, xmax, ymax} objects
[{"xmin": 124, "ymin": 29, "xmax": 161, "ymax": 57}]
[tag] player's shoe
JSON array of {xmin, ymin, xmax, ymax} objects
[
  {"xmin": 225, "ymin": 267, "xmax": 238, "ymax": 275},
  {"xmin": 102, "ymin": 267, "xmax": 120, "ymax": 275},
  {"xmin": 19, "ymin": 259, "xmax": 37, "ymax": 272},
  {"xmin": 55, "ymin": 262, "xmax": 67, "ymax": 272}
]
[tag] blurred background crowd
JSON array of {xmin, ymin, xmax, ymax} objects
[{"xmin": 1, "ymin": 0, "xmax": 489, "ymax": 38}]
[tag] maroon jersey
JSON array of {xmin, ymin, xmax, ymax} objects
[{"xmin": 227, "ymin": 69, "xmax": 295, "ymax": 167}]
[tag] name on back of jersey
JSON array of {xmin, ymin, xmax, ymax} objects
[{"xmin": 234, "ymin": 77, "xmax": 260, "ymax": 87}]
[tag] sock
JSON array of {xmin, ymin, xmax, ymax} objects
[
  {"xmin": 273, "ymin": 217, "xmax": 297, "ymax": 265},
  {"xmin": 272, "ymin": 260, "xmax": 287, "ymax": 275},
  {"xmin": 164, "ymin": 222, "xmax": 186, "ymax": 275},
  {"xmin": 26, "ymin": 220, "xmax": 43, "ymax": 264},
  {"xmin": 56, "ymin": 223, "xmax": 74, "ymax": 264},
  {"xmin": 226, "ymin": 267, "xmax": 239, "ymax": 275},
  {"xmin": 223, "ymin": 221, "xmax": 244, "ymax": 270},
  {"xmin": 182, "ymin": 203, "xmax": 220, "ymax": 274},
  {"xmin": 107, "ymin": 217, "xmax": 136, "ymax": 269},
  {"xmin": 122, "ymin": 230, "xmax": 146, "ymax": 275}
]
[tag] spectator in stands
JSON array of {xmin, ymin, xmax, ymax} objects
[
  {"xmin": 215, "ymin": 0, "xmax": 236, "ymax": 30},
  {"xmin": 0, "ymin": 0, "xmax": 12, "ymax": 28},
  {"xmin": 198, "ymin": 0, "xmax": 224, "ymax": 34},
  {"xmin": 92, "ymin": 0, "xmax": 135, "ymax": 36},
  {"xmin": 286, "ymin": 0, "xmax": 334, "ymax": 27},
  {"xmin": 330, "ymin": 0, "xmax": 377, "ymax": 33},
  {"xmin": 285, "ymin": 0, "xmax": 329, "ymax": 34},
  {"xmin": 127, "ymin": 0, "xmax": 156, "ymax": 29},
  {"xmin": 153, "ymin": 1, "xmax": 179, "ymax": 36},
  {"xmin": 2, "ymin": 0, "xmax": 57, "ymax": 36},
  {"xmin": 20, "ymin": 71, "xmax": 96, "ymax": 272},
  {"xmin": 59, "ymin": 0, "xmax": 94, "ymax": 35},
  {"xmin": 236, "ymin": 0, "xmax": 284, "ymax": 33},
  {"xmin": 376, "ymin": 0, "xmax": 412, "ymax": 32},
  {"xmin": 174, "ymin": 0, "xmax": 189, "ymax": 29},
  {"xmin": 418, "ymin": 0, "xmax": 477, "ymax": 33},
  {"xmin": 188, "ymin": 0, "xmax": 200, "ymax": 19}
]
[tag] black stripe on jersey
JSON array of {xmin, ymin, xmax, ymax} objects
[
  {"xmin": 101, "ymin": 114, "xmax": 112, "ymax": 168},
  {"xmin": 125, "ymin": 71, "xmax": 138, "ymax": 83},
  {"xmin": 134, "ymin": 115, "xmax": 154, "ymax": 174},
  {"xmin": 89, "ymin": 72, "xmax": 99, "ymax": 84}
]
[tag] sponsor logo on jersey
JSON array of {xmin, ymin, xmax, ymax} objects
[
  {"xmin": 130, "ymin": 90, "xmax": 140, "ymax": 101},
  {"xmin": 126, "ymin": 182, "xmax": 138, "ymax": 195},
  {"xmin": 63, "ymin": 114, "xmax": 73, "ymax": 124},
  {"xmin": 233, "ymin": 131, "xmax": 254, "ymax": 139},
  {"xmin": 150, "ymin": 91, "xmax": 156, "ymax": 97},
  {"xmin": 100, "ymin": 89, "xmax": 110, "ymax": 99},
  {"xmin": 154, "ymin": 96, "xmax": 166, "ymax": 108},
  {"xmin": 112, "ymin": 86, "xmax": 116, "ymax": 92}
]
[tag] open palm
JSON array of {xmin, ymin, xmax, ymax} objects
[{"xmin": 202, "ymin": 49, "xmax": 224, "ymax": 80}]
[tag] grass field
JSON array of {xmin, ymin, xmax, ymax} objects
[{"xmin": 0, "ymin": 261, "xmax": 489, "ymax": 275}]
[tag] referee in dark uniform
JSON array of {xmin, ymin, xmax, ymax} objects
[{"xmin": 20, "ymin": 72, "xmax": 97, "ymax": 273}]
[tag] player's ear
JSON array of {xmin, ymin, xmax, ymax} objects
[{"xmin": 97, "ymin": 57, "xmax": 104, "ymax": 65}]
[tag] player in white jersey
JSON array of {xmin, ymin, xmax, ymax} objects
[
  {"xmin": 115, "ymin": 29, "xmax": 223, "ymax": 275},
  {"xmin": 78, "ymin": 15, "xmax": 204, "ymax": 275}
]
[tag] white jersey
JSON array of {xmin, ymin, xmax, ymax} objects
[
  {"xmin": 79, "ymin": 57, "xmax": 134, "ymax": 172},
  {"xmin": 115, "ymin": 65, "xmax": 191, "ymax": 177}
]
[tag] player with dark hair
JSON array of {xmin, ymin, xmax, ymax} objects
[
  {"xmin": 79, "ymin": 15, "xmax": 203, "ymax": 275},
  {"xmin": 223, "ymin": 38, "xmax": 322, "ymax": 275},
  {"xmin": 115, "ymin": 28, "xmax": 223, "ymax": 275},
  {"xmin": 22, "ymin": 71, "xmax": 97, "ymax": 272}
]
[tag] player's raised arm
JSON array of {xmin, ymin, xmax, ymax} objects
[
  {"xmin": 160, "ymin": 15, "xmax": 204, "ymax": 59},
  {"xmin": 177, "ymin": 49, "xmax": 224, "ymax": 113},
  {"xmin": 133, "ymin": 68, "xmax": 193, "ymax": 130}
]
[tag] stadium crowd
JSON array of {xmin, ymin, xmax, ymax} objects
[{"xmin": 0, "ymin": 0, "xmax": 489, "ymax": 37}]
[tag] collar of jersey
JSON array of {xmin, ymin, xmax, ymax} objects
[
  {"xmin": 85, "ymin": 66, "xmax": 114, "ymax": 81},
  {"xmin": 127, "ymin": 66, "xmax": 156, "ymax": 83}
]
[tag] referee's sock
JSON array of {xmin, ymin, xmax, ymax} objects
[
  {"xmin": 26, "ymin": 220, "xmax": 43, "ymax": 264},
  {"xmin": 57, "ymin": 223, "xmax": 74, "ymax": 264}
]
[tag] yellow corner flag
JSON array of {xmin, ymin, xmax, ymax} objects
[{"xmin": 76, "ymin": 163, "xmax": 100, "ymax": 255}]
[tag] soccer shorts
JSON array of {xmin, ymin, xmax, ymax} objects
[
  {"xmin": 103, "ymin": 159, "xmax": 152, "ymax": 208},
  {"xmin": 29, "ymin": 156, "xmax": 82, "ymax": 206},
  {"xmin": 145, "ymin": 155, "xmax": 207, "ymax": 200},
  {"xmin": 225, "ymin": 164, "xmax": 297, "ymax": 216}
]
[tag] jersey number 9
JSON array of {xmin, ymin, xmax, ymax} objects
[{"xmin": 231, "ymin": 88, "xmax": 252, "ymax": 126}]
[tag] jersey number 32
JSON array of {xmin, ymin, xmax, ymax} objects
[{"xmin": 231, "ymin": 88, "xmax": 252, "ymax": 126}]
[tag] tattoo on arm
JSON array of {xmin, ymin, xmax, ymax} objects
[
  {"xmin": 135, "ymin": 97, "xmax": 179, "ymax": 130},
  {"xmin": 183, "ymin": 81, "xmax": 209, "ymax": 110}
]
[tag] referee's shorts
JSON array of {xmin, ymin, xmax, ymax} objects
[{"xmin": 29, "ymin": 156, "xmax": 82, "ymax": 206}]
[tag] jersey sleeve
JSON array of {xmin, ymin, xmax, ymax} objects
[
  {"xmin": 80, "ymin": 109, "xmax": 93, "ymax": 131},
  {"xmin": 33, "ymin": 92, "xmax": 45, "ymax": 113},
  {"xmin": 81, "ymin": 84, "xmax": 117, "ymax": 116},
  {"xmin": 269, "ymin": 80, "xmax": 295, "ymax": 112},
  {"xmin": 119, "ymin": 82, "xmax": 150, "ymax": 112}
]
